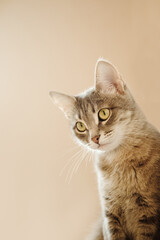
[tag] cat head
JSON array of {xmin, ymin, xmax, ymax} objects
[{"xmin": 50, "ymin": 59, "xmax": 136, "ymax": 153}]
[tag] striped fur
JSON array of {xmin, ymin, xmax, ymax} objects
[{"xmin": 50, "ymin": 59, "xmax": 160, "ymax": 240}]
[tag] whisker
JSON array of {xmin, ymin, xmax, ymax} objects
[
  {"xmin": 66, "ymin": 148, "xmax": 85, "ymax": 184},
  {"xmin": 90, "ymin": 150, "xmax": 94, "ymax": 162},
  {"xmin": 66, "ymin": 146, "xmax": 91, "ymax": 184},
  {"xmin": 68, "ymin": 151, "xmax": 89, "ymax": 183},
  {"xmin": 59, "ymin": 146, "xmax": 83, "ymax": 176},
  {"xmin": 85, "ymin": 148, "xmax": 93, "ymax": 167},
  {"xmin": 100, "ymin": 134, "xmax": 114, "ymax": 144},
  {"xmin": 59, "ymin": 141, "xmax": 95, "ymax": 184},
  {"xmin": 57, "ymin": 143, "xmax": 80, "ymax": 161},
  {"xmin": 65, "ymin": 147, "xmax": 84, "ymax": 183},
  {"xmin": 104, "ymin": 130, "xmax": 113, "ymax": 136},
  {"xmin": 74, "ymin": 149, "xmax": 88, "ymax": 173},
  {"xmin": 103, "ymin": 133, "xmax": 113, "ymax": 139}
]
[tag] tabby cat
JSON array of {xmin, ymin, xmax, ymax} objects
[{"xmin": 49, "ymin": 59, "xmax": 160, "ymax": 240}]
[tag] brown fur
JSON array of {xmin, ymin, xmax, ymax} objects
[{"xmin": 50, "ymin": 59, "xmax": 160, "ymax": 240}]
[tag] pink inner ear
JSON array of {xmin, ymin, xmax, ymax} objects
[
  {"xmin": 95, "ymin": 59, "xmax": 125, "ymax": 95},
  {"xmin": 114, "ymin": 79, "xmax": 125, "ymax": 94}
]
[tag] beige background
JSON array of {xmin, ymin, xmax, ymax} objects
[{"xmin": 0, "ymin": 0, "xmax": 160, "ymax": 240}]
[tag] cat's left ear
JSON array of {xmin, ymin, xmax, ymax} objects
[
  {"xmin": 95, "ymin": 59, "xmax": 125, "ymax": 95},
  {"xmin": 49, "ymin": 91, "xmax": 76, "ymax": 120}
]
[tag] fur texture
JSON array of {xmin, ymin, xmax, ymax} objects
[{"xmin": 50, "ymin": 59, "xmax": 160, "ymax": 240}]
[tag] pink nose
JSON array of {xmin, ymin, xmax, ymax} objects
[{"xmin": 91, "ymin": 135, "xmax": 100, "ymax": 144}]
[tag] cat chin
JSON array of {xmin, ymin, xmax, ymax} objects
[
  {"xmin": 89, "ymin": 143, "xmax": 110, "ymax": 153},
  {"xmin": 97, "ymin": 144, "xmax": 114, "ymax": 153},
  {"xmin": 75, "ymin": 139, "xmax": 118, "ymax": 154},
  {"xmin": 94, "ymin": 142, "xmax": 120, "ymax": 154},
  {"xmin": 98, "ymin": 144, "xmax": 108, "ymax": 151}
]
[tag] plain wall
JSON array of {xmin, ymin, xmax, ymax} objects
[{"xmin": 0, "ymin": 0, "xmax": 160, "ymax": 240}]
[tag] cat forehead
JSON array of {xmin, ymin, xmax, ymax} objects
[
  {"xmin": 74, "ymin": 87, "xmax": 134, "ymax": 117},
  {"xmin": 75, "ymin": 89, "xmax": 117, "ymax": 114},
  {"xmin": 74, "ymin": 90, "xmax": 110, "ymax": 124},
  {"xmin": 75, "ymin": 91, "xmax": 103, "ymax": 115}
]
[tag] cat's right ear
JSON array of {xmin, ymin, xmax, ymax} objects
[{"xmin": 49, "ymin": 91, "xmax": 76, "ymax": 120}]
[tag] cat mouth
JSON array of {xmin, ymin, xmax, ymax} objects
[
  {"xmin": 97, "ymin": 131, "xmax": 114, "ymax": 150},
  {"xmin": 90, "ymin": 143, "xmax": 107, "ymax": 151},
  {"xmin": 90, "ymin": 132, "xmax": 113, "ymax": 150},
  {"xmin": 98, "ymin": 143, "xmax": 107, "ymax": 149}
]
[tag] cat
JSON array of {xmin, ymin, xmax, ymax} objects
[{"xmin": 49, "ymin": 59, "xmax": 160, "ymax": 240}]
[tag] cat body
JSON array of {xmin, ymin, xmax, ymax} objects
[
  {"xmin": 96, "ymin": 123, "xmax": 160, "ymax": 240},
  {"xmin": 50, "ymin": 59, "xmax": 160, "ymax": 240}
]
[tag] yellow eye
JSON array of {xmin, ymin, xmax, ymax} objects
[
  {"xmin": 98, "ymin": 108, "xmax": 110, "ymax": 121},
  {"xmin": 76, "ymin": 122, "xmax": 86, "ymax": 132}
]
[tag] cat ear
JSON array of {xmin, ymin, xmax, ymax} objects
[
  {"xmin": 95, "ymin": 59, "xmax": 125, "ymax": 95},
  {"xmin": 49, "ymin": 91, "xmax": 76, "ymax": 119}
]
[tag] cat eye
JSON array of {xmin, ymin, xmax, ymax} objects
[
  {"xmin": 98, "ymin": 108, "xmax": 110, "ymax": 121},
  {"xmin": 76, "ymin": 122, "xmax": 86, "ymax": 132}
]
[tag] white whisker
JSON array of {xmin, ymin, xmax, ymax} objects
[
  {"xmin": 59, "ymin": 141, "xmax": 96, "ymax": 184},
  {"xmin": 59, "ymin": 146, "xmax": 83, "ymax": 177},
  {"xmin": 75, "ymin": 149, "xmax": 88, "ymax": 173},
  {"xmin": 66, "ymin": 148, "xmax": 85, "ymax": 184},
  {"xmin": 65, "ymin": 147, "xmax": 85, "ymax": 183},
  {"xmin": 100, "ymin": 134, "xmax": 114, "ymax": 144},
  {"xmin": 66, "ymin": 144, "xmax": 93, "ymax": 184}
]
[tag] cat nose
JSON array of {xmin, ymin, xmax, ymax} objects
[{"xmin": 91, "ymin": 135, "xmax": 100, "ymax": 144}]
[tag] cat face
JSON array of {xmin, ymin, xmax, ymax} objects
[
  {"xmin": 72, "ymin": 89, "xmax": 132, "ymax": 152},
  {"xmin": 50, "ymin": 59, "xmax": 136, "ymax": 153}
]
